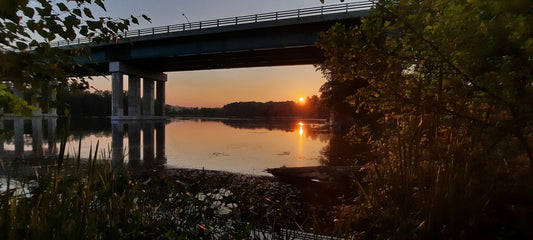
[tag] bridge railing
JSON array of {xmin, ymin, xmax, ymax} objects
[{"xmin": 51, "ymin": 1, "xmax": 374, "ymax": 47}]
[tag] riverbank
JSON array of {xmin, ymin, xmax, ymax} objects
[{"xmin": 159, "ymin": 166, "xmax": 360, "ymax": 235}]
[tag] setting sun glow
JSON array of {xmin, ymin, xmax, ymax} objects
[{"xmin": 299, "ymin": 97, "xmax": 305, "ymax": 103}]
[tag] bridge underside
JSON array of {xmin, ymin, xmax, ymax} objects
[
  {"xmin": 83, "ymin": 12, "xmax": 365, "ymax": 74},
  {"xmin": 123, "ymin": 46, "xmax": 324, "ymax": 72},
  {"xmin": 74, "ymin": 11, "xmax": 365, "ymax": 120},
  {"xmin": 90, "ymin": 45, "xmax": 323, "ymax": 74}
]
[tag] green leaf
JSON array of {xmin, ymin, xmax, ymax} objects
[
  {"xmin": 5, "ymin": 22, "xmax": 19, "ymax": 33},
  {"xmin": 80, "ymin": 25, "xmax": 88, "ymax": 36},
  {"xmin": 83, "ymin": 8, "xmax": 94, "ymax": 19},
  {"xmin": 87, "ymin": 20, "xmax": 102, "ymax": 31},
  {"xmin": 56, "ymin": 2, "xmax": 68, "ymax": 12},
  {"xmin": 64, "ymin": 15, "xmax": 78, "ymax": 28},
  {"xmin": 26, "ymin": 20, "xmax": 36, "ymax": 31},
  {"xmin": 16, "ymin": 41, "xmax": 28, "ymax": 50},
  {"xmin": 29, "ymin": 40, "xmax": 39, "ymax": 47},
  {"xmin": 142, "ymin": 14, "xmax": 151, "ymax": 23},
  {"xmin": 22, "ymin": 7, "xmax": 35, "ymax": 18},
  {"xmin": 131, "ymin": 15, "xmax": 138, "ymax": 24},
  {"xmin": 47, "ymin": 32, "xmax": 56, "ymax": 41},
  {"xmin": 73, "ymin": 8, "xmax": 82, "ymax": 17},
  {"xmin": 95, "ymin": 0, "xmax": 106, "ymax": 11},
  {"xmin": 106, "ymin": 21, "xmax": 117, "ymax": 32},
  {"xmin": 66, "ymin": 27, "xmax": 76, "ymax": 40}
]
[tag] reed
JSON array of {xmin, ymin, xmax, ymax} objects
[
  {"xmin": 0, "ymin": 122, "xmax": 303, "ymax": 239},
  {"xmin": 332, "ymin": 113, "xmax": 533, "ymax": 239}
]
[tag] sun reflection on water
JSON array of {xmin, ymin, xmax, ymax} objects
[{"xmin": 297, "ymin": 122, "xmax": 305, "ymax": 164}]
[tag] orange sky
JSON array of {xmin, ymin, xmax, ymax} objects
[
  {"xmin": 85, "ymin": 0, "xmax": 350, "ymax": 108},
  {"xmin": 90, "ymin": 65, "xmax": 326, "ymax": 108}
]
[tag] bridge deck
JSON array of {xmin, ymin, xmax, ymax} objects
[{"xmin": 52, "ymin": 1, "xmax": 374, "ymax": 48}]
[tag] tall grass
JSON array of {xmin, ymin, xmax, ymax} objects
[
  {"xmin": 0, "ymin": 141, "xmax": 149, "ymax": 239},
  {"xmin": 332, "ymin": 114, "xmax": 533, "ymax": 239},
  {"xmin": 0, "ymin": 120, "xmax": 304, "ymax": 239}
]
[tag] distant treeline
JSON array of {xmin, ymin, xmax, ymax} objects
[
  {"xmin": 57, "ymin": 90, "xmax": 112, "ymax": 116},
  {"xmin": 57, "ymin": 90, "xmax": 328, "ymax": 119},
  {"xmin": 169, "ymin": 96, "xmax": 328, "ymax": 119}
]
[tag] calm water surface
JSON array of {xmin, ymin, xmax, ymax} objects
[{"xmin": 0, "ymin": 117, "xmax": 331, "ymax": 175}]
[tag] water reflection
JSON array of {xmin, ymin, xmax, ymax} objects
[
  {"xmin": 111, "ymin": 120, "xmax": 167, "ymax": 169},
  {"xmin": 0, "ymin": 117, "xmax": 336, "ymax": 175},
  {"xmin": 0, "ymin": 117, "xmax": 58, "ymax": 160}
]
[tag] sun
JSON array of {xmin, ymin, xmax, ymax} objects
[{"xmin": 299, "ymin": 97, "xmax": 305, "ymax": 103}]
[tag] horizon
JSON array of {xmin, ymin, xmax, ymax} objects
[
  {"xmin": 90, "ymin": 65, "xmax": 327, "ymax": 108},
  {"xmin": 86, "ymin": 0, "xmax": 350, "ymax": 108}
]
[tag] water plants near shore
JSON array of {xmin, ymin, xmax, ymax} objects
[{"xmin": 0, "ymin": 156, "xmax": 308, "ymax": 239}]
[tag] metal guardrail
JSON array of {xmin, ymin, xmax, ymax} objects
[{"xmin": 51, "ymin": 1, "xmax": 374, "ymax": 47}]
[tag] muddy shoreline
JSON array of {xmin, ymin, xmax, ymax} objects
[{"xmin": 159, "ymin": 167, "xmax": 359, "ymax": 231}]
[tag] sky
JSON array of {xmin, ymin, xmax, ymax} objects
[{"xmin": 88, "ymin": 0, "xmax": 354, "ymax": 107}]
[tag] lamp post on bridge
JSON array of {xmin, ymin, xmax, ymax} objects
[{"xmin": 182, "ymin": 13, "xmax": 191, "ymax": 29}]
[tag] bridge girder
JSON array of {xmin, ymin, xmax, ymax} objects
[{"xmin": 75, "ymin": 11, "xmax": 365, "ymax": 73}]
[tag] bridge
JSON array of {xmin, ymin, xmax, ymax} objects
[{"xmin": 58, "ymin": 1, "xmax": 373, "ymax": 120}]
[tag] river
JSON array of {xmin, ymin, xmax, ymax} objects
[{"xmin": 0, "ymin": 117, "xmax": 335, "ymax": 175}]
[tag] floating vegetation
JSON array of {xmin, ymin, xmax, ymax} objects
[
  {"xmin": 209, "ymin": 152, "xmax": 231, "ymax": 158},
  {"xmin": 277, "ymin": 151, "xmax": 291, "ymax": 156}
]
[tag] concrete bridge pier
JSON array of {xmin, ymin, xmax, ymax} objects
[
  {"xmin": 109, "ymin": 62, "xmax": 167, "ymax": 120},
  {"xmin": 143, "ymin": 79, "xmax": 154, "ymax": 116},
  {"xmin": 155, "ymin": 81, "xmax": 166, "ymax": 117},
  {"xmin": 31, "ymin": 118, "xmax": 43, "ymax": 157},
  {"xmin": 9, "ymin": 84, "xmax": 58, "ymax": 117},
  {"xmin": 46, "ymin": 117, "xmax": 57, "ymax": 154},
  {"xmin": 128, "ymin": 75, "xmax": 142, "ymax": 118},
  {"xmin": 13, "ymin": 118, "xmax": 24, "ymax": 159}
]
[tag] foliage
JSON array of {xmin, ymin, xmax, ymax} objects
[
  {"xmin": 220, "ymin": 99, "xmax": 326, "ymax": 118},
  {"xmin": 316, "ymin": 0, "xmax": 533, "ymax": 239},
  {"xmin": 0, "ymin": 160, "xmax": 304, "ymax": 239},
  {"xmin": 57, "ymin": 89, "xmax": 112, "ymax": 116},
  {"xmin": 170, "ymin": 106, "xmax": 220, "ymax": 117},
  {"xmin": 170, "ymin": 98, "xmax": 328, "ymax": 119},
  {"xmin": 0, "ymin": 0, "xmax": 149, "ymax": 114}
]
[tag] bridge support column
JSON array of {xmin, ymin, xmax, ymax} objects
[
  {"xmin": 14, "ymin": 118, "xmax": 24, "ymax": 159},
  {"xmin": 48, "ymin": 89, "xmax": 57, "ymax": 116},
  {"xmin": 32, "ymin": 118, "xmax": 43, "ymax": 157},
  {"xmin": 155, "ymin": 80, "xmax": 166, "ymax": 117},
  {"xmin": 41, "ymin": 86, "xmax": 57, "ymax": 117},
  {"xmin": 109, "ymin": 61, "xmax": 167, "ymax": 120},
  {"xmin": 46, "ymin": 117, "xmax": 57, "ymax": 154},
  {"xmin": 111, "ymin": 72, "xmax": 124, "ymax": 118},
  {"xmin": 143, "ymin": 79, "xmax": 155, "ymax": 117},
  {"xmin": 128, "ymin": 75, "xmax": 142, "ymax": 117}
]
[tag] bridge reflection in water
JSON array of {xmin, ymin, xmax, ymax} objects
[
  {"xmin": 0, "ymin": 118, "xmax": 166, "ymax": 170},
  {"xmin": 0, "ymin": 117, "xmax": 58, "ymax": 160},
  {"xmin": 1, "ymin": 118, "xmax": 334, "ymax": 175},
  {"xmin": 111, "ymin": 120, "xmax": 167, "ymax": 169}
]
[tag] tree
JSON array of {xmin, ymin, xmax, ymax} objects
[
  {"xmin": 0, "ymin": 0, "xmax": 149, "ymax": 114},
  {"xmin": 317, "ymin": 0, "xmax": 533, "ymax": 238}
]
